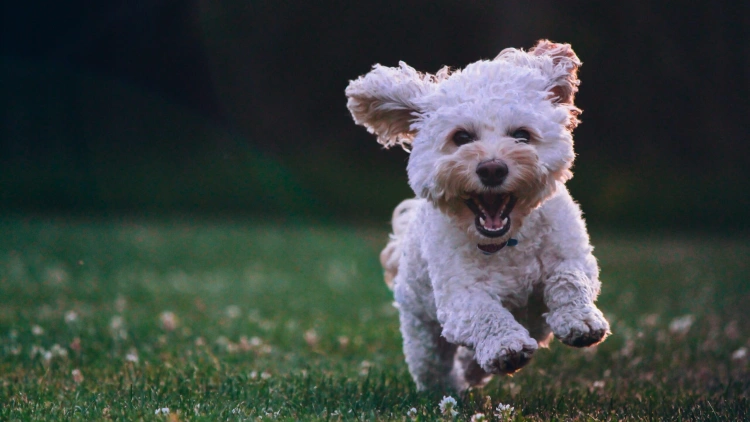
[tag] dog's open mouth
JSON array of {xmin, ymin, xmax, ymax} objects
[{"xmin": 464, "ymin": 192, "xmax": 517, "ymax": 239}]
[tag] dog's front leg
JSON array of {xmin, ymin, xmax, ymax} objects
[
  {"xmin": 543, "ymin": 267, "xmax": 610, "ymax": 347},
  {"xmin": 435, "ymin": 284, "xmax": 538, "ymax": 375}
]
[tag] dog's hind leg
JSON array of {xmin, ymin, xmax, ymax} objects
[
  {"xmin": 394, "ymin": 269, "xmax": 458, "ymax": 391},
  {"xmin": 398, "ymin": 309, "xmax": 458, "ymax": 392}
]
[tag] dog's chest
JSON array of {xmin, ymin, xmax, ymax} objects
[
  {"xmin": 465, "ymin": 246, "xmax": 543, "ymax": 307},
  {"xmin": 421, "ymin": 221, "xmax": 544, "ymax": 308}
]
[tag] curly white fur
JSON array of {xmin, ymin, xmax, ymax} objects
[{"xmin": 347, "ymin": 40, "xmax": 610, "ymax": 392}]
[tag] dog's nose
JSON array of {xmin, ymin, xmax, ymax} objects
[{"xmin": 476, "ymin": 160, "xmax": 508, "ymax": 187}]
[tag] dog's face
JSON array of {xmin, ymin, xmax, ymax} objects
[{"xmin": 347, "ymin": 40, "xmax": 582, "ymax": 252}]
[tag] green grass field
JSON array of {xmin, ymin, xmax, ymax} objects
[{"xmin": 0, "ymin": 217, "xmax": 748, "ymax": 421}]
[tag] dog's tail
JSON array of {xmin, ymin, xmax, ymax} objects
[{"xmin": 380, "ymin": 198, "xmax": 423, "ymax": 289}]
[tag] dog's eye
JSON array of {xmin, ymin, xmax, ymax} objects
[
  {"xmin": 511, "ymin": 129, "xmax": 531, "ymax": 143},
  {"xmin": 452, "ymin": 130, "xmax": 476, "ymax": 146}
]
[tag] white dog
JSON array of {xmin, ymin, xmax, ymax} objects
[{"xmin": 346, "ymin": 40, "xmax": 610, "ymax": 392}]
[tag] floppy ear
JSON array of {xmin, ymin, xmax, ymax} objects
[
  {"xmin": 346, "ymin": 62, "xmax": 432, "ymax": 149},
  {"xmin": 528, "ymin": 39, "xmax": 581, "ymax": 106}
]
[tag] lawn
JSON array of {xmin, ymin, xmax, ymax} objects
[{"xmin": 0, "ymin": 217, "xmax": 748, "ymax": 421}]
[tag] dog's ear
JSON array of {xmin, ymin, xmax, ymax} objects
[
  {"xmin": 528, "ymin": 40, "xmax": 581, "ymax": 106},
  {"xmin": 346, "ymin": 62, "xmax": 433, "ymax": 149}
]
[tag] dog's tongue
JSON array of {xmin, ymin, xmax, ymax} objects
[
  {"xmin": 481, "ymin": 193, "xmax": 505, "ymax": 230},
  {"xmin": 482, "ymin": 214, "xmax": 505, "ymax": 230}
]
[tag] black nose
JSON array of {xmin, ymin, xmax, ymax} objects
[{"xmin": 476, "ymin": 160, "xmax": 508, "ymax": 187}]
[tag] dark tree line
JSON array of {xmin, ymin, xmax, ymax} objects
[{"xmin": 1, "ymin": 1, "xmax": 748, "ymax": 227}]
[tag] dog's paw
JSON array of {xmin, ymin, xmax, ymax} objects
[
  {"xmin": 477, "ymin": 336, "xmax": 538, "ymax": 375},
  {"xmin": 547, "ymin": 305, "xmax": 610, "ymax": 347}
]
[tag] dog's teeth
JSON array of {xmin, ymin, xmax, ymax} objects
[{"xmin": 479, "ymin": 216, "xmax": 485, "ymax": 225}]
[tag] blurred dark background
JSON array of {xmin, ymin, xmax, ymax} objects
[{"xmin": 1, "ymin": 1, "xmax": 748, "ymax": 231}]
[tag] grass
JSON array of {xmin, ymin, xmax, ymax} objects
[{"xmin": 0, "ymin": 216, "xmax": 748, "ymax": 421}]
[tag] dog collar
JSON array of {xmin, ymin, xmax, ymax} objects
[{"xmin": 477, "ymin": 238, "xmax": 518, "ymax": 255}]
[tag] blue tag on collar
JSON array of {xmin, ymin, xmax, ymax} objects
[{"xmin": 506, "ymin": 238, "xmax": 518, "ymax": 247}]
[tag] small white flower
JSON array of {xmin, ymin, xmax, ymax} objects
[
  {"xmin": 669, "ymin": 314, "xmax": 695, "ymax": 335},
  {"xmin": 304, "ymin": 329, "xmax": 319, "ymax": 347},
  {"xmin": 125, "ymin": 349, "xmax": 139, "ymax": 363},
  {"xmin": 494, "ymin": 403, "xmax": 515, "ymax": 420},
  {"xmin": 407, "ymin": 407, "xmax": 418, "ymax": 419},
  {"xmin": 71, "ymin": 369, "xmax": 84, "ymax": 383},
  {"xmin": 226, "ymin": 305, "xmax": 241, "ymax": 319},
  {"xmin": 732, "ymin": 347, "xmax": 748, "ymax": 361},
  {"xmin": 110, "ymin": 316, "xmax": 124, "ymax": 330},
  {"xmin": 438, "ymin": 396, "xmax": 458, "ymax": 417},
  {"xmin": 109, "ymin": 316, "xmax": 127, "ymax": 339},
  {"xmin": 154, "ymin": 407, "xmax": 170, "ymax": 415},
  {"xmin": 470, "ymin": 413, "xmax": 487, "ymax": 421},
  {"xmin": 359, "ymin": 360, "xmax": 372, "ymax": 376},
  {"xmin": 50, "ymin": 344, "xmax": 68, "ymax": 358},
  {"xmin": 159, "ymin": 311, "xmax": 178, "ymax": 331},
  {"xmin": 338, "ymin": 336, "xmax": 350, "ymax": 348},
  {"xmin": 31, "ymin": 325, "xmax": 44, "ymax": 336},
  {"xmin": 64, "ymin": 311, "xmax": 79, "ymax": 324}
]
